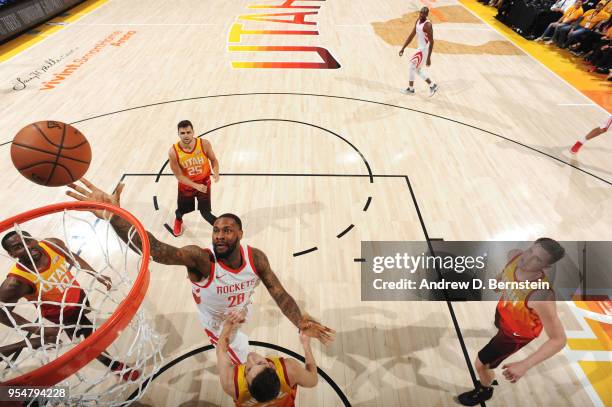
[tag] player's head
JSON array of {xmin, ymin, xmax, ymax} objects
[
  {"xmin": 245, "ymin": 352, "xmax": 280, "ymax": 402},
  {"xmin": 419, "ymin": 6, "xmax": 429, "ymax": 20},
  {"xmin": 2, "ymin": 231, "xmax": 42, "ymax": 266},
  {"xmin": 212, "ymin": 214, "xmax": 243, "ymax": 259},
  {"xmin": 518, "ymin": 238, "xmax": 565, "ymax": 272},
  {"xmin": 177, "ymin": 120, "xmax": 194, "ymax": 145}
]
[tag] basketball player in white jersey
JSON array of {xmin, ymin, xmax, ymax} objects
[
  {"xmin": 399, "ymin": 7, "xmax": 438, "ymax": 97},
  {"xmin": 66, "ymin": 179, "xmax": 335, "ymax": 364}
]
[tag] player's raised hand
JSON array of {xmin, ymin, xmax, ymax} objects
[
  {"xmin": 97, "ymin": 275, "xmax": 112, "ymax": 291},
  {"xmin": 226, "ymin": 309, "xmax": 247, "ymax": 325},
  {"xmin": 66, "ymin": 178, "xmax": 125, "ymax": 218},
  {"xmin": 298, "ymin": 314, "xmax": 336, "ymax": 345},
  {"xmin": 502, "ymin": 361, "xmax": 528, "ymax": 383}
]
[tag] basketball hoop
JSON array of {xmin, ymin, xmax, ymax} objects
[{"xmin": 0, "ymin": 201, "xmax": 164, "ymax": 405}]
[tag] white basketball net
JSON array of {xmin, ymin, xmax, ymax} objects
[{"xmin": 0, "ymin": 208, "xmax": 164, "ymax": 406}]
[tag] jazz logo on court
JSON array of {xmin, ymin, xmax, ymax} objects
[{"xmin": 228, "ymin": 0, "xmax": 340, "ymax": 69}]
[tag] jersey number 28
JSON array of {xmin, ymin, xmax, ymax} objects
[{"xmin": 228, "ymin": 293, "xmax": 245, "ymax": 307}]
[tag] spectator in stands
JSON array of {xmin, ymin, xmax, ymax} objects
[
  {"xmin": 556, "ymin": 2, "xmax": 610, "ymax": 48},
  {"xmin": 563, "ymin": 3, "xmax": 610, "ymax": 47},
  {"xmin": 536, "ymin": 0, "xmax": 584, "ymax": 42},
  {"xmin": 585, "ymin": 35, "xmax": 611, "ymax": 73},
  {"xmin": 569, "ymin": 17, "xmax": 612, "ymax": 54},
  {"xmin": 524, "ymin": 0, "xmax": 576, "ymax": 39}
]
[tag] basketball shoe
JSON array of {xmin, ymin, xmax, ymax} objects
[{"xmin": 112, "ymin": 362, "xmax": 141, "ymax": 381}]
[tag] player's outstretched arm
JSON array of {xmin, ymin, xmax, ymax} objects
[
  {"xmin": 285, "ymin": 333, "xmax": 319, "ymax": 388},
  {"xmin": 252, "ymin": 248, "xmax": 335, "ymax": 345},
  {"xmin": 216, "ymin": 311, "xmax": 244, "ymax": 399},
  {"xmin": 45, "ymin": 237, "xmax": 112, "ymax": 290},
  {"xmin": 502, "ymin": 297, "xmax": 566, "ymax": 383},
  {"xmin": 66, "ymin": 179, "xmax": 209, "ymax": 269}
]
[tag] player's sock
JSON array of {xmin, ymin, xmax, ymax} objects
[
  {"xmin": 570, "ymin": 141, "xmax": 583, "ymax": 154},
  {"xmin": 173, "ymin": 218, "xmax": 183, "ymax": 236},
  {"xmin": 457, "ymin": 381, "xmax": 494, "ymax": 406},
  {"xmin": 401, "ymin": 87, "xmax": 415, "ymax": 95}
]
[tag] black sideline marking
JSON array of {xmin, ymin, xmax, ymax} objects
[{"xmin": 363, "ymin": 196, "xmax": 372, "ymax": 211}]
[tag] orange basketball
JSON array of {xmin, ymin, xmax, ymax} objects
[{"xmin": 10, "ymin": 121, "xmax": 91, "ymax": 187}]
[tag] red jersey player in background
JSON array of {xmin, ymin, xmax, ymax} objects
[
  {"xmin": 458, "ymin": 238, "xmax": 567, "ymax": 406},
  {"xmin": 169, "ymin": 120, "xmax": 220, "ymax": 236}
]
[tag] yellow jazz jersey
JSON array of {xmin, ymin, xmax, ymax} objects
[
  {"xmin": 234, "ymin": 357, "xmax": 297, "ymax": 407},
  {"xmin": 173, "ymin": 138, "xmax": 211, "ymax": 183},
  {"xmin": 495, "ymin": 254, "xmax": 552, "ymax": 339},
  {"xmin": 8, "ymin": 241, "xmax": 82, "ymax": 319}
]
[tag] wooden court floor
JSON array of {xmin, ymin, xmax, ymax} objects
[{"xmin": 0, "ymin": 0, "xmax": 610, "ymax": 406}]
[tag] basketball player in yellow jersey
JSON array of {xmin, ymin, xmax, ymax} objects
[
  {"xmin": 458, "ymin": 238, "xmax": 567, "ymax": 406},
  {"xmin": 217, "ymin": 312, "xmax": 318, "ymax": 406},
  {"xmin": 169, "ymin": 120, "xmax": 220, "ymax": 236},
  {"xmin": 0, "ymin": 231, "xmax": 139, "ymax": 381}
]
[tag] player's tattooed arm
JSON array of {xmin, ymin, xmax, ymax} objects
[
  {"xmin": 253, "ymin": 248, "xmax": 336, "ymax": 344},
  {"xmin": 66, "ymin": 179, "xmax": 210, "ymax": 272},
  {"xmin": 110, "ymin": 217, "xmax": 210, "ymax": 269},
  {"xmin": 252, "ymin": 248, "xmax": 303, "ymax": 327}
]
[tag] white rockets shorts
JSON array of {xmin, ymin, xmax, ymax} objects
[
  {"xmin": 198, "ymin": 307, "xmax": 251, "ymax": 365},
  {"xmin": 409, "ymin": 48, "xmax": 429, "ymax": 69}
]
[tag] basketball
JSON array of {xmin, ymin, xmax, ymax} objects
[{"xmin": 10, "ymin": 121, "xmax": 92, "ymax": 187}]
